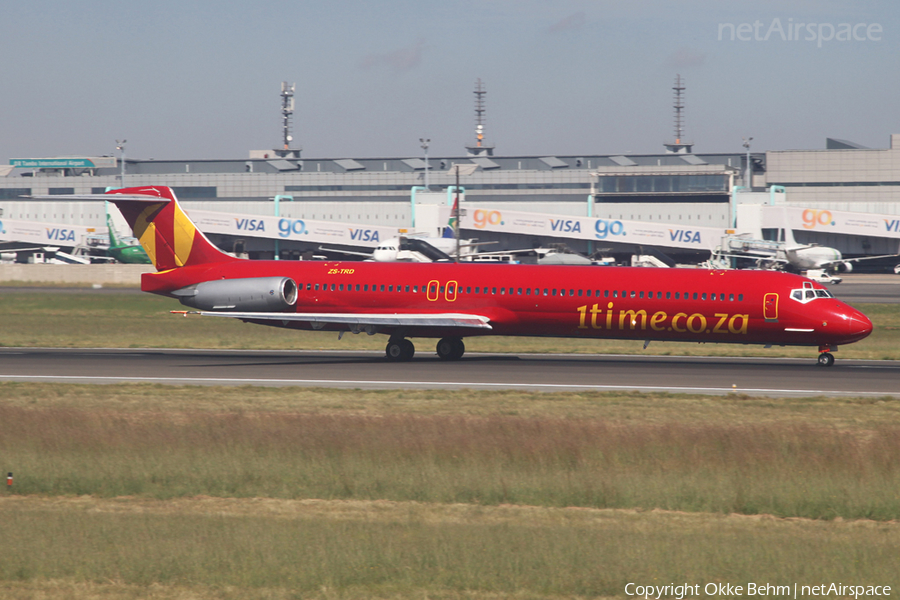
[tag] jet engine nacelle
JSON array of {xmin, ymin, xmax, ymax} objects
[
  {"xmin": 839, "ymin": 261, "xmax": 853, "ymax": 273},
  {"xmin": 172, "ymin": 277, "xmax": 298, "ymax": 312}
]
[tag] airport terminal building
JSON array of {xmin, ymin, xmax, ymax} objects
[{"xmin": 2, "ymin": 134, "xmax": 899, "ymax": 266}]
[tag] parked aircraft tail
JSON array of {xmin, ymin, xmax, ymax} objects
[
  {"xmin": 443, "ymin": 194, "xmax": 459, "ymax": 238},
  {"xmin": 105, "ymin": 203, "xmax": 121, "ymax": 248},
  {"xmin": 104, "ymin": 186, "xmax": 237, "ymax": 271}
]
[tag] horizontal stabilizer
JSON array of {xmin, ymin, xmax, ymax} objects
[{"xmin": 24, "ymin": 194, "xmax": 172, "ymax": 203}]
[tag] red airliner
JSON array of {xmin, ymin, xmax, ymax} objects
[{"xmin": 105, "ymin": 186, "xmax": 871, "ymax": 367}]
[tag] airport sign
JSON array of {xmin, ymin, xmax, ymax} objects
[{"xmin": 9, "ymin": 157, "xmax": 117, "ymax": 169}]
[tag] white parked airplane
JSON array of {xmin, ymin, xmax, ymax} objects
[{"xmin": 714, "ymin": 228, "xmax": 899, "ymax": 274}]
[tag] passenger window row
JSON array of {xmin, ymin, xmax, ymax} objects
[{"xmin": 298, "ymin": 282, "xmax": 744, "ymax": 302}]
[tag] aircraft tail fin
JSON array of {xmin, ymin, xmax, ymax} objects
[
  {"xmin": 445, "ymin": 195, "xmax": 459, "ymax": 237},
  {"xmin": 105, "ymin": 202, "xmax": 121, "ymax": 248},
  {"xmin": 104, "ymin": 186, "xmax": 237, "ymax": 271}
]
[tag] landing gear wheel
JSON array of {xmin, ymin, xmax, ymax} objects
[
  {"xmin": 386, "ymin": 339, "xmax": 415, "ymax": 362},
  {"xmin": 436, "ymin": 337, "xmax": 465, "ymax": 360},
  {"xmin": 400, "ymin": 339, "xmax": 415, "ymax": 361},
  {"xmin": 817, "ymin": 352, "xmax": 835, "ymax": 367}
]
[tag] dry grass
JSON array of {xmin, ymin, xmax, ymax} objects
[
  {"xmin": 2, "ymin": 382, "xmax": 899, "ymax": 428},
  {"xmin": 1, "ymin": 383, "xmax": 899, "ymax": 597},
  {"xmin": 0, "ymin": 496, "xmax": 898, "ymax": 599},
  {"xmin": 2, "ymin": 393, "xmax": 899, "ymax": 520}
]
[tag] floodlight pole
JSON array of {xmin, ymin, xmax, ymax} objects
[
  {"xmin": 446, "ymin": 162, "xmax": 477, "ymax": 263},
  {"xmin": 116, "ymin": 139, "xmax": 127, "ymax": 189},
  {"xmin": 455, "ymin": 165, "xmax": 461, "ymax": 263},
  {"xmin": 743, "ymin": 137, "xmax": 753, "ymax": 190},
  {"xmin": 420, "ymin": 138, "xmax": 430, "ymax": 190}
]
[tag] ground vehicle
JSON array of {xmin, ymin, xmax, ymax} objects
[{"xmin": 804, "ymin": 269, "xmax": 842, "ymax": 284}]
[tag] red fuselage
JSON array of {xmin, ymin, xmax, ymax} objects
[{"xmin": 144, "ymin": 260, "xmax": 872, "ymax": 349}]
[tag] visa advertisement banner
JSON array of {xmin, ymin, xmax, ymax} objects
[
  {"xmin": 458, "ymin": 206, "xmax": 725, "ymax": 251},
  {"xmin": 0, "ymin": 218, "xmax": 95, "ymax": 245},
  {"xmin": 186, "ymin": 209, "xmax": 401, "ymax": 248},
  {"xmin": 761, "ymin": 206, "xmax": 900, "ymax": 239}
]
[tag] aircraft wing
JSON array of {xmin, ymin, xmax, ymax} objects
[
  {"xmin": 818, "ymin": 253, "xmax": 900, "ymax": 268},
  {"xmin": 174, "ymin": 311, "xmax": 493, "ymax": 331},
  {"xmin": 459, "ymin": 241, "xmax": 499, "ymax": 248},
  {"xmin": 464, "ymin": 247, "xmax": 556, "ymax": 259},
  {"xmin": 317, "ymin": 246, "xmax": 374, "ymax": 258},
  {"xmin": 0, "ymin": 243, "xmax": 61, "ymax": 253},
  {"xmin": 472, "ymin": 248, "xmax": 533, "ymax": 257}
]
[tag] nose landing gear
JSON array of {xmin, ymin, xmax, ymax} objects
[
  {"xmin": 817, "ymin": 345, "xmax": 835, "ymax": 367},
  {"xmin": 817, "ymin": 353, "xmax": 835, "ymax": 367}
]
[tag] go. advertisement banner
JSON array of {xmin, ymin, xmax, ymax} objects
[
  {"xmin": 186, "ymin": 209, "xmax": 400, "ymax": 248},
  {"xmin": 459, "ymin": 206, "xmax": 725, "ymax": 251},
  {"xmin": 762, "ymin": 206, "xmax": 900, "ymax": 239}
]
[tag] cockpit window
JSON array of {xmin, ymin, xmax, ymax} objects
[{"xmin": 790, "ymin": 282, "xmax": 833, "ymax": 304}]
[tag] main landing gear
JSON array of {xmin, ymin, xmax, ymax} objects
[
  {"xmin": 436, "ymin": 337, "xmax": 465, "ymax": 361},
  {"xmin": 817, "ymin": 345, "xmax": 835, "ymax": 367},
  {"xmin": 384, "ymin": 336, "xmax": 466, "ymax": 362},
  {"xmin": 385, "ymin": 338, "xmax": 415, "ymax": 362}
]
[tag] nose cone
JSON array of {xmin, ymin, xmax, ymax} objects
[
  {"xmin": 846, "ymin": 308, "xmax": 873, "ymax": 342},
  {"xmin": 832, "ymin": 305, "xmax": 873, "ymax": 344}
]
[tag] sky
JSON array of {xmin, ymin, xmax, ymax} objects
[{"xmin": 1, "ymin": 0, "xmax": 898, "ymax": 163}]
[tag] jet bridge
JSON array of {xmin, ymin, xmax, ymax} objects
[{"xmin": 722, "ymin": 234, "xmax": 782, "ymax": 255}]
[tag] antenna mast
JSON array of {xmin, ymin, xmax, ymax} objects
[
  {"xmin": 673, "ymin": 74, "xmax": 684, "ymax": 143},
  {"xmin": 474, "ymin": 78, "xmax": 486, "ymax": 148},
  {"xmin": 663, "ymin": 74, "xmax": 693, "ymax": 154},
  {"xmin": 280, "ymin": 82, "xmax": 295, "ymax": 152},
  {"xmin": 466, "ymin": 78, "xmax": 494, "ymax": 156}
]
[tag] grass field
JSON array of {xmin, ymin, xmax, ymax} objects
[
  {"xmin": 1, "ymin": 383, "xmax": 899, "ymax": 598},
  {"xmin": 3, "ymin": 385, "xmax": 900, "ymax": 519},
  {"xmin": 0, "ymin": 293, "xmax": 898, "ymax": 598},
  {"xmin": 2, "ymin": 497, "xmax": 897, "ymax": 600}
]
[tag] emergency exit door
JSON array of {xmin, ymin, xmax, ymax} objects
[{"xmin": 763, "ymin": 293, "xmax": 779, "ymax": 322}]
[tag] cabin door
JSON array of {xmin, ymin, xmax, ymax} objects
[{"xmin": 763, "ymin": 293, "xmax": 779, "ymax": 322}]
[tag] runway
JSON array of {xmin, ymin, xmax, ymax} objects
[
  {"xmin": 1, "ymin": 348, "xmax": 898, "ymax": 398},
  {"xmin": 826, "ymin": 274, "xmax": 900, "ymax": 304}
]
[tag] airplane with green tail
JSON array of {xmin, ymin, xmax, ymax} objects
[{"xmin": 106, "ymin": 201, "xmax": 151, "ymax": 264}]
